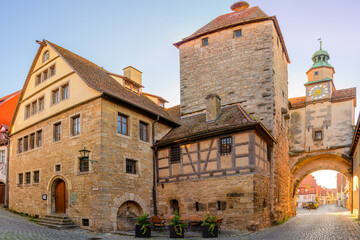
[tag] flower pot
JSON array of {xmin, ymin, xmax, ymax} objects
[
  {"xmin": 169, "ymin": 225, "xmax": 185, "ymax": 238},
  {"xmin": 135, "ymin": 225, "xmax": 151, "ymax": 238},
  {"xmin": 202, "ymin": 225, "xmax": 218, "ymax": 238}
]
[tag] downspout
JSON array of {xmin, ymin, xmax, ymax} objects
[
  {"xmin": 5, "ymin": 132, "xmax": 10, "ymax": 208},
  {"xmin": 152, "ymin": 115, "xmax": 160, "ymax": 216}
]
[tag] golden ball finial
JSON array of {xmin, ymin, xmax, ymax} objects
[{"xmin": 231, "ymin": 1, "xmax": 250, "ymax": 11}]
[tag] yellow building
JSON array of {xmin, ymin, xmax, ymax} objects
[
  {"xmin": 8, "ymin": 40, "xmax": 177, "ymax": 231},
  {"xmin": 351, "ymin": 113, "xmax": 360, "ymax": 218}
]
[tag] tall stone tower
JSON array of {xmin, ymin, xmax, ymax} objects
[{"xmin": 174, "ymin": 1, "xmax": 291, "ymax": 220}]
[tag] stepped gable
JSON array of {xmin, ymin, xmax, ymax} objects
[
  {"xmin": 157, "ymin": 104, "xmax": 274, "ymax": 145},
  {"xmin": 45, "ymin": 40, "xmax": 178, "ymax": 126}
]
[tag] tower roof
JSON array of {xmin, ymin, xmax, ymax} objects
[{"xmin": 310, "ymin": 41, "xmax": 333, "ymax": 70}]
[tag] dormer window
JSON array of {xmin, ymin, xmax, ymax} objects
[
  {"xmin": 124, "ymin": 81, "xmax": 131, "ymax": 90},
  {"xmin": 43, "ymin": 50, "xmax": 49, "ymax": 62},
  {"xmin": 159, "ymin": 102, "xmax": 164, "ymax": 108},
  {"xmin": 133, "ymin": 85, "xmax": 139, "ymax": 94}
]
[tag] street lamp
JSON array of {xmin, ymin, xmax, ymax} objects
[{"xmin": 78, "ymin": 147, "xmax": 97, "ymax": 163}]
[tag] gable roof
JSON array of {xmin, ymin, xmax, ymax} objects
[
  {"xmin": 156, "ymin": 104, "xmax": 275, "ymax": 147},
  {"xmin": 174, "ymin": 6, "xmax": 290, "ymax": 63},
  {"xmin": 44, "ymin": 40, "xmax": 178, "ymax": 126},
  {"xmin": 0, "ymin": 90, "xmax": 21, "ymax": 126}
]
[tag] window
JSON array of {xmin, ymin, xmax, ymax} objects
[
  {"xmin": 139, "ymin": 121, "xmax": 148, "ymax": 142},
  {"xmin": 33, "ymin": 171, "xmax": 39, "ymax": 183},
  {"xmin": 314, "ymin": 71, "xmax": 319, "ymax": 76},
  {"xmin": 43, "ymin": 69, "xmax": 48, "ymax": 81},
  {"xmin": 126, "ymin": 159, "xmax": 137, "ymax": 174},
  {"xmin": 23, "ymin": 136, "xmax": 29, "ymax": 152},
  {"xmin": 39, "ymin": 97, "xmax": 45, "ymax": 111},
  {"xmin": 117, "ymin": 114, "xmax": 128, "ymax": 136},
  {"xmin": 50, "ymin": 65, "xmax": 56, "ymax": 77},
  {"xmin": 18, "ymin": 138, "xmax": 23, "ymax": 153},
  {"xmin": 25, "ymin": 105, "xmax": 30, "ymax": 119},
  {"xmin": 71, "ymin": 115, "xmax": 81, "ymax": 136},
  {"xmin": 31, "ymin": 101, "xmax": 37, "ymax": 115},
  {"xmin": 79, "ymin": 158, "xmax": 89, "ymax": 172},
  {"xmin": 29, "ymin": 133, "xmax": 35, "ymax": 150},
  {"xmin": 170, "ymin": 145, "xmax": 181, "ymax": 164},
  {"xmin": 43, "ymin": 50, "xmax": 49, "ymax": 62},
  {"xmin": 124, "ymin": 81, "xmax": 131, "ymax": 89},
  {"xmin": 202, "ymin": 37, "xmax": 209, "ymax": 47},
  {"xmin": 0, "ymin": 150, "xmax": 5, "ymax": 163},
  {"xmin": 133, "ymin": 86, "xmax": 139, "ymax": 93},
  {"xmin": 220, "ymin": 137, "xmax": 232, "ymax": 155},
  {"xmin": 36, "ymin": 130, "xmax": 42, "ymax": 147},
  {"xmin": 61, "ymin": 84, "xmax": 69, "ymax": 100},
  {"xmin": 233, "ymin": 29, "xmax": 242, "ymax": 38},
  {"xmin": 314, "ymin": 131, "xmax": 323, "ymax": 140},
  {"xmin": 195, "ymin": 202, "xmax": 199, "ymax": 211},
  {"xmin": 36, "ymin": 74, "xmax": 42, "ymax": 86},
  {"xmin": 82, "ymin": 219, "xmax": 90, "ymax": 227},
  {"xmin": 159, "ymin": 102, "xmax": 164, "ymax": 108},
  {"xmin": 52, "ymin": 89, "xmax": 60, "ymax": 104},
  {"xmin": 18, "ymin": 173, "xmax": 23, "ymax": 185},
  {"xmin": 55, "ymin": 164, "xmax": 61, "ymax": 172},
  {"xmin": 53, "ymin": 122, "xmax": 61, "ymax": 142},
  {"xmin": 25, "ymin": 172, "xmax": 31, "ymax": 184}
]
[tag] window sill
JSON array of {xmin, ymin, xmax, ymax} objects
[
  {"xmin": 116, "ymin": 133, "xmax": 131, "ymax": 139},
  {"xmin": 77, "ymin": 171, "xmax": 91, "ymax": 176},
  {"xmin": 125, "ymin": 172, "xmax": 140, "ymax": 178},
  {"xmin": 69, "ymin": 134, "xmax": 81, "ymax": 140}
]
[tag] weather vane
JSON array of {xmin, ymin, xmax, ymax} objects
[{"xmin": 318, "ymin": 38, "xmax": 322, "ymax": 50}]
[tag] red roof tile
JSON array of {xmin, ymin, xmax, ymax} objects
[
  {"xmin": 45, "ymin": 41, "xmax": 178, "ymax": 126},
  {"xmin": 0, "ymin": 90, "xmax": 21, "ymax": 126},
  {"xmin": 289, "ymin": 96, "xmax": 306, "ymax": 109}
]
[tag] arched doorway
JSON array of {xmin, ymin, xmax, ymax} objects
[
  {"xmin": 170, "ymin": 199, "xmax": 179, "ymax": 214},
  {"xmin": 51, "ymin": 179, "xmax": 67, "ymax": 214},
  {"xmin": 0, "ymin": 182, "xmax": 5, "ymax": 205},
  {"xmin": 117, "ymin": 201, "xmax": 143, "ymax": 231}
]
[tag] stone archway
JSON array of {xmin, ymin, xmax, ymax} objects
[
  {"xmin": 47, "ymin": 175, "xmax": 71, "ymax": 215},
  {"xmin": 289, "ymin": 152, "xmax": 352, "ymax": 214},
  {"xmin": 116, "ymin": 201, "xmax": 143, "ymax": 231}
]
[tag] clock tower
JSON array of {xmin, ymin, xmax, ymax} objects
[{"xmin": 305, "ymin": 41, "xmax": 335, "ymax": 102}]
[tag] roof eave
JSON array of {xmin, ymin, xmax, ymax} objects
[{"xmin": 350, "ymin": 113, "xmax": 360, "ymax": 156}]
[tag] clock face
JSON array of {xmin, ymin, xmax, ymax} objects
[{"xmin": 308, "ymin": 84, "xmax": 329, "ymax": 100}]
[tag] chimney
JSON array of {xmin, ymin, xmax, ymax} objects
[
  {"xmin": 205, "ymin": 94, "xmax": 221, "ymax": 122},
  {"xmin": 123, "ymin": 66, "xmax": 142, "ymax": 85}
]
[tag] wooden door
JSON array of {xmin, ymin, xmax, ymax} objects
[
  {"xmin": 0, "ymin": 183, "xmax": 5, "ymax": 205},
  {"xmin": 55, "ymin": 180, "xmax": 66, "ymax": 213}
]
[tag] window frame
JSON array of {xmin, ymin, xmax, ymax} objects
[
  {"xmin": 0, "ymin": 150, "xmax": 5, "ymax": 163},
  {"xmin": 61, "ymin": 83, "xmax": 69, "ymax": 100},
  {"xmin": 201, "ymin": 37, "xmax": 209, "ymax": 47},
  {"xmin": 18, "ymin": 173, "xmax": 23, "ymax": 185},
  {"xmin": 38, "ymin": 96, "xmax": 45, "ymax": 112},
  {"xmin": 170, "ymin": 145, "xmax": 181, "ymax": 164},
  {"xmin": 53, "ymin": 122, "xmax": 62, "ymax": 142},
  {"xmin": 79, "ymin": 157, "xmax": 89, "ymax": 173},
  {"xmin": 33, "ymin": 170, "xmax": 40, "ymax": 184},
  {"xmin": 52, "ymin": 88, "xmax": 60, "ymax": 105},
  {"xmin": 36, "ymin": 130, "xmax": 42, "ymax": 148},
  {"xmin": 25, "ymin": 172, "xmax": 31, "ymax": 184},
  {"xmin": 139, "ymin": 121, "xmax": 149, "ymax": 142},
  {"xmin": 18, "ymin": 138, "xmax": 23, "ymax": 153},
  {"xmin": 126, "ymin": 159, "xmax": 137, "ymax": 175},
  {"xmin": 219, "ymin": 136, "xmax": 232, "ymax": 155},
  {"xmin": 23, "ymin": 135, "xmax": 29, "ymax": 152},
  {"xmin": 70, "ymin": 114, "xmax": 81, "ymax": 137},
  {"xmin": 25, "ymin": 104, "xmax": 31, "ymax": 119},
  {"xmin": 117, "ymin": 113, "xmax": 129, "ymax": 136},
  {"xmin": 29, "ymin": 133, "xmax": 35, "ymax": 150},
  {"xmin": 233, "ymin": 29, "xmax": 242, "ymax": 38},
  {"xmin": 42, "ymin": 50, "xmax": 50, "ymax": 62}
]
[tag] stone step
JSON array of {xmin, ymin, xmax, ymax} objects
[
  {"xmin": 35, "ymin": 219, "xmax": 75, "ymax": 225},
  {"xmin": 45, "ymin": 214, "xmax": 69, "ymax": 219},
  {"xmin": 35, "ymin": 215, "xmax": 77, "ymax": 230},
  {"xmin": 37, "ymin": 222, "xmax": 77, "ymax": 230}
]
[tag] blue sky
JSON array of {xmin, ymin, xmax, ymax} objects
[{"xmin": 1, "ymin": 0, "xmax": 359, "ymax": 187}]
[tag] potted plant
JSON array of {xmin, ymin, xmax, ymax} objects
[
  {"xmin": 201, "ymin": 213, "xmax": 219, "ymax": 238},
  {"xmin": 135, "ymin": 213, "xmax": 152, "ymax": 238},
  {"xmin": 169, "ymin": 211, "xmax": 187, "ymax": 238}
]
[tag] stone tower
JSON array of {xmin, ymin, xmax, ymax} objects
[{"xmin": 174, "ymin": 2, "xmax": 291, "ymax": 220}]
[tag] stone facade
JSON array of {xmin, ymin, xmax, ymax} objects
[{"xmin": 351, "ymin": 114, "xmax": 360, "ymax": 218}]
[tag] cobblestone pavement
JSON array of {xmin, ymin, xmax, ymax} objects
[{"xmin": 0, "ymin": 205, "xmax": 359, "ymax": 239}]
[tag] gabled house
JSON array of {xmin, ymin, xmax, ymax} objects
[{"xmin": 9, "ymin": 40, "xmax": 177, "ymax": 231}]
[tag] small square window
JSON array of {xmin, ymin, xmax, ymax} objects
[
  {"xmin": 55, "ymin": 164, "xmax": 61, "ymax": 172},
  {"xmin": 71, "ymin": 115, "xmax": 81, "ymax": 136},
  {"xmin": 314, "ymin": 71, "xmax": 319, "ymax": 76},
  {"xmin": 233, "ymin": 29, "xmax": 242, "ymax": 38},
  {"xmin": 202, "ymin": 37, "xmax": 209, "ymax": 47},
  {"xmin": 82, "ymin": 219, "xmax": 89, "ymax": 226},
  {"xmin": 139, "ymin": 121, "xmax": 148, "ymax": 142},
  {"xmin": 314, "ymin": 131, "xmax": 323, "ymax": 140},
  {"xmin": 53, "ymin": 122, "xmax": 61, "ymax": 142},
  {"xmin": 18, "ymin": 173, "xmax": 23, "ymax": 185},
  {"xmin": 33, "ymin": 171, "xmax": 39, "ymax": 183},
  {"xmin": 220, "ymin": 137, "xmax": 232, "ymax": 155},
  {"xmin": 25, "ymin": 172, "xmax": 31, "ymax": 184},
  {"xmin": 126, "ymin": 159, "xmax": 137, "ymax": 174}
]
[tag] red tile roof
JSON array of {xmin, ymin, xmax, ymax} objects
[
  {"xmin": 0, "ymin": 90, "xmax": 21, "ymax": 126},
  {"xmin": 45, "ymin": 41, "xmax": 177, "ymax": 126},
  {"xmin": 174, "ymin": 6, "xmax": 290, "ymax": 63},
  {"xmin": 289, "ymin": 96, "xmax": 306, "ymax": 109},
  {"xmin": 157, "ymin": 104, "xmax": 275, "ymax": 146}
]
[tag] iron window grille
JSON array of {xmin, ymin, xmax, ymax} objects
[
  {"xmin": 170, "ymin": 145, "xmax": 181, "ymax": 164},
  {"xmin": 220, "ymin": 137, "xmax": 232, "ymax": 155},
  {"xmin": 80, "ymin": 158, "xmax": 89, "ymax": 172},
  {"xmin": 126, "ymin": 159, "xmax": 137, "ymax": 174}
]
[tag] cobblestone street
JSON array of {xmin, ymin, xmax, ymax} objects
[{"xmin": 0, "ymin": 205, "xmax": 360, "ymax": 239}]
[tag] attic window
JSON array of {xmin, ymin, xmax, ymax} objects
[
  {"xmin": 43, "ymin": 50, "xmax": 49, "ymax": 62},
  {"xmin": 202, "ymin": 37, "xmax": 209, "ymax": 47},
  {"xmin": 133, "ymin": 85, "xmax": 139, "ymax": 93},
  {"xmin": 124, "ymin": 81, "xmax": 131, "ymax": 90},
  {"xmin": 233, "ymin": 29, "xmax": 242, "ymax": 38},
  {"xmin": 159, "ymin": 102, "xmax": 164, "ymax": 108}
]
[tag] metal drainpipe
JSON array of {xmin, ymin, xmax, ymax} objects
[
  {"xmin": 152, "ymin": 116, "xmax": 160, "ymax": 216},
  {"xmin": 5, "ymin": 132, "xmax": 10, "ymax": 208}
]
